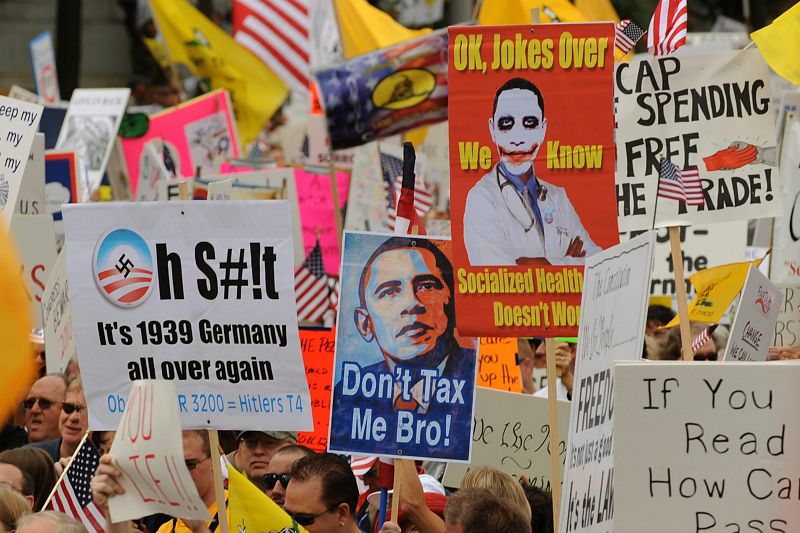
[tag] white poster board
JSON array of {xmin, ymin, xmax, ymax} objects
[
  {"xmin": 206, "ymin": 179, "xmax": 232, "ymax": 201},
  {"xmin": 614, "ymin": 361, "xmax": 800, "ymax": 533},
  {"xmin": 16, "ymin": 133, "xmax": 45, "ymax": 216},
  {"xmin": 63, "ymin": 201, "xmax": 313, "ymax": 431},
  {"xmin": 771, "ymin": 118, "xmax": 800, "ymax": 284},
  {"xmin": 56, "ymin": 88, "xmax": 130, "ymax": 198},
  {"xmin": 558, "ymin": 231, "xmax": 656, "ymax": 533},
  {"xmin": 724, "ymin": 266, "xmax": 780, "ymax": 361},
  {"xmin": 774, "ymin": 285, "xmax": 799, "ymax": 348},
  {"xmin": 42, "ymin": 249, "xmax": 76, "ymax": 374},
  {"xmin": 136, "ymin": 139, "xmax": 171, "ymax": 202},
  {"xmin": 9, "ymin": 214, "xmax": 58, "ymax": 330},
  {"xmin": 616, "ymin": 50, "xmax": 782, "ymax": 231},
  {"xmin": 442, "ymin": 388, "xmax": 569, "ymax": 490},
  {"xmin": 109, "ymin": 380, "xmax": 210, "ymax": 522},
  {"xmin": 0, "ymin": 95, "xmax": 44, "ymax": 223},
  {"xmin": 29, "ymin": 31, "xmax": 61, "ymax": 105}
]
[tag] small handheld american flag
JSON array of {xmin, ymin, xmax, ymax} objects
[
  {"xmin": 295, "ymin": 238, "xmax": 331, "ymax": 323},
  {"xmin": 691, "ymin": 324, "xmax": 718, "ymax": 354},
  {"xmin": 615, "ymin": 20, "xmax": 646, "ymax": 54},
  {"xmin": 657, "ymin": 158, "xmax": 704, "ymax": 206},
  {"xmin": 48, "ymin": 435, "xmax": 106, "ymax": 533}
]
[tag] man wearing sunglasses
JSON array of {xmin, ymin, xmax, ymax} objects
[
  {"xmin": 263, "ymin": 445, "xmax": 313, "ymax": 507},
  {"xmin": 463, "ymin": 77, "xmax": 600, "ymax": 266},
  {"xmin": 225, "ymin": 431, "xmax": 296, "ymax": 492},
  {"xmin": 27, "ymin": 379, "xmax": 89, "ymax": 463},
  {"xmin": 22, "ymin": 375, "xmax": 67, "ymax": 443}
]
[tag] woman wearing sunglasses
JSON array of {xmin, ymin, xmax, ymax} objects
[{"xmin": 27, "ymin": 380, "xmax": 89, "ymax": 469}]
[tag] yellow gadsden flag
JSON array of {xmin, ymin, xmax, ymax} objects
[
  {"xmin": 149, "ymin": 0, "xmax": 288, "ymax": 147},
  {"xmin": 228, "ymin": 464, "xmax": 307, "ymax": 533},
  {"xmin": 333, "ymin": 0, "xmax": 431, "ymax": 58},
  {"xmin": 478, "ymin": 0, "xmax": 588, "ymax": 25},
  {"xmin": 665, "ymin": 256, "xmax": 766, "ymax": 327},
  {"xmin": 0, "ymin": 225, "xmax": 37, "ymax": 422},
  {"xmin": 751, "ymin": 3, "xmax": 800, "ymax": 85}
]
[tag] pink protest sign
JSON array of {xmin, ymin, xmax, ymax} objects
[
  {"xmin": 295, "ymin": 168, "xmax": 350, "ymax": 276},
  {"xmin": 121, "ymin": 90, "xmax": 240, "ymax": 195}
]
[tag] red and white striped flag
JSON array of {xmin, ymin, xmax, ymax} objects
[
  {"xmin": 615, "ymin": 19, "xmax": 646, "ymax": 55},
  {"xmin": 49, "ymin": 436, "xmax": 106, "ymax": 532},
  {"xmin": 647, "ymin": 0, "xmax": 688, "ymax": 56},
  {"xmin": 232, "ymin": 0, "xmax": 310, "ymax": 94},
  {"xmin": 657, "ymin": 158, "xmax": 704, "ymax": 206},
  {"xmin": 295, "ymin": 238, "xmax": 330, "ymax": 323},
  {"xmin": 691, "ymin": 324, "xmax": 718, "ymax": 354}
]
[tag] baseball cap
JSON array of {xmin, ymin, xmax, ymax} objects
[{"xmin": 236, "ymin": 431, "xmax": 298, "ymax": 442}]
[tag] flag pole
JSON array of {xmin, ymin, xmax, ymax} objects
[
  {"xmin": 669, "ymin": 226, "xmax": 693, "ymax": 360},
  {"xmin": 328, "ymin": 158, "xmax": 344, "ymax": 249},
  {"xmin": 208, "ymin": 430, "xmax": 230, "ymax": 533},
  {"xmin": 544, "ymin": 338, "xmax": 562, "ymax": 530}
]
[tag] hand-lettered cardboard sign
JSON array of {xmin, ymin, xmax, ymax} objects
[
  {"xmin": 614, "ymin": 361, "xmax": 800, "ymax": 533},
  {"xmin": 42, "ymin": 250, "xmax": 76, "ymax": 374},
  {"xmin": 295, "ymin": 168, "xmax": 350, "ymax": 276},
  {"xmin": 56, "ymin": 88, "xmax": 130, "ymax": 198},
  {"xmin": 29, "ymin": 31, "xmax": 60, "ymax": 105},
  {"xmin": 442, "ymin": 388, "xmax": 569, "ymax": 489},
  {"xmin": 559, "ymin": 231, "xmax": 655, "ymax": 533},
  {"xmin": 476, "ymin": 338, "xmax": 522, "ymax": 392},
  {"xmin": 771, "ymin": 117, "xmax": 800, "ymax": 283},
  {"xmin": 724, "ymin": 266, "xmax": 780, "ymax": 362},
  {"xmin": 616, "ymin": 50, "xmax": 782, "ymax": 231},
  {"xmin": 328, "ymin": 231, "xmax": 477, "ymax": 461},
  {"xmin": 63, "ymin": 201, "xmax": 312, "ymax": 431},
  {"xmin": 109, "ymin": 380, "xmax": 211, "ymax": 522},
  {"xmin": 774, "ymin": 285, "xmax": 800, "ymax": 348},
  {"xmin": 9, "ymin": 214, "xmax": 58, "ymax": 329},
  {"xmin": 121, "ymin": 90, "xmax": 240, "ymax": 196},
  {"xmin": 448, "ymin": 24, "xmax": 619, "ymax": 337},
  {"xmin": 206, "ymin": 179, "xmax": 232, "ymax": 201},
  {"xmin": 0, "ymin": 95, "xmax": 44, "ymax": 223},
  {"xmin": 15, "ymin": 133, "xmax": 45, "ymax": 217},
  {"xmin": 298, "ymin": 328, "xmax": 335, "ymax": 452}
]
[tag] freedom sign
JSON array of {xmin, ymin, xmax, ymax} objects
[{"xmin": 63, "ymin": 201, "xmax": 312, "ymax": 431}]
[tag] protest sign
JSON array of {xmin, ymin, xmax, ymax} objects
[
  {"xmin": 108, "ymin": 380, "xmax": 210, "ymax": 522},
  {"xmin": 477, "ymin": 338, "xmax": 522, "ymax": 392},
  {"xmin": 42, "ymin": 250, "xmax": 76, "ymax": 374},
  {"xmin": 306, "ymin": 114, "xmax": 356, "ymax": 171},
  {"xmin": 616, "ymin": 49, "xmax": 782, "ymax": 231},
  {"xmin": 328, "ymin": 231, "xmax": 477, "ymax": 461},
  {"xmin": 558, "ymin": 231, "xmax": 654, "ymax": 533},
  {"xmin": 724, "ymin": 266, "xmax": 780, "ymax": 362},
  {"xmin": 44, "ymin": 150, "xmax": 81, "ymax": 251},
  {"xmin": 39, "ymin": 104, "xmax": 67, "ymax": 149},
  {"xmin": 120, "ymin": 90, "xmax": 240, "ymax": 195},
  {"xmin": 442, "ymin": 388, "xmax": 569, "ymax": 489},
  {"xmin": 614, "ymin": 361, "xmax": 800, "ymax": 532},
  {"xmin": 16, "ymin": 133, "xmax": 45, "ymax": 216},
  {"xmin": 56, "ymin": 88, "xmax": 130, "ymax": 197},
  {"xmin": 774, "ymin": 285, "xmax": 800, "ymax": 348},
  {"xmin": 448, "ymin": 23, "xmax": 619, "ymax": 337},
  {"xmin": 345, "ymin": 143, "xmax": 390, "ymax": 232},
  {"xmin": 29, "ymin": 31, "xmax": 60, "ymax": 104},
  {"xmin": 625, "ymin": 222, "xmax": 747, "ymax": 298},
  {"xmin": 194, "ymin": 169, "xmax": 304, "ymax": 265},
  {"xmin": 9, "ymin": 214, "xmax": 58, "ymax": 330},
  {"xmin": 314, "ymin": 29, "xmax": 448, "ymax": 150},
  {"xmin": 206, "ymin": 179, "xmax": 232, "ymax": 201},
  {"xmin": 296, "ymin": 168, "xmax": 350, "ymax": 276},
  {"xmin": 310, "ymin": 0, "xmax": 342, "ymax": 69},
  {"xmin": 771, "ymin": 118, "xmax": 799, "ymax": 283},
  {"xmin": 63, "ymin": 201, "xmax": 313, "ymax": 430},
  {"xmin": 135, "ymin": 139, "xmax": 172, "ymax": 202},
  {"xmin": 8, "ymin": 85, "xmax": 45, "ymax": 105},
  {"xmin": 0, "ymin": 95, "xmax": 44, "ymax": 223},
  {"xmin": 157, "ymin": 178, "xmax": 193, "ymax": 202},
  {"xmin": 298, "ymin": 328, "xmax": 335, "ymax": 452}
]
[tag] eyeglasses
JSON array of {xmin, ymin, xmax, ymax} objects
[
  {"xmin": 185, "ymin": 456, "xmax": 210, "ymax": 471},
  {"xmin": 693, "ymin": 352, "xmax": 718, "ymax": 361},
  {"xmin": 284, "ymin": 503, "xmax": 343, "ymax": 527},
  {"xmin": 22, "ymin": 397, "xmax": 61, "ymax": 411},
  {"xmin": 263, "ymin": 473, "xmax": 291, "ymax": 490},
  {"xmin": 62, "ymin": 402, "xmax": 86, "ymax": 415}
]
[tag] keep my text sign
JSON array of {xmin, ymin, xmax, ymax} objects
[
  {"xmin": 63, "ymin": 201, "xmax": 312, "ymax": 430},
  {"xmin": 614, "ymin": 361, "xmax": 800, "ymax": 533}
]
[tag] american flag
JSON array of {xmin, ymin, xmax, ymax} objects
[
  {"xmin": 232, "ymin": 0, "xmax": 310, "ymax": 94},
  {"xmin": 657, "ymin": 158, "xmax": 704, "ymax": 206},
  {"xmin": 647, "ymin": 0, "xmax": 688, "ymax": 56},
  {"xmin": 295, "ymin": 238, "xmax": 330, "ymax": 323},
  {"xmin": 380, "ymin": 152, "xmax": 432, "ymax": 233},
  {"xmin": 50, "ymin": 437, "xmax": 106, "ymax": 532},
  {"xmin": 615, "ymin": 20, "xmax": 646, "ymax": 54},
  {"xmin": 692, "ymin": 324, "xmax": 718, "ymax": 354}
]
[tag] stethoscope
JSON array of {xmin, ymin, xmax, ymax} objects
[{"xmin": 496, "ymin": 166, "xmax": 540, "ymax": 234}]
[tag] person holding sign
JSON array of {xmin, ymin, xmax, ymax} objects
[{"xmin": 463, "ymin": 78, "xmax": 599, "ymax": 266}]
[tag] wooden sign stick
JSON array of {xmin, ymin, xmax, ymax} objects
[
  {"xmin": 328, "ymin": 156, "xmax": 344, "ymax": 249},
  {"xmin": 544, "ymin": 337, "xmax": 561, "ymax": 530},
  {"xmin": 177, "ymin": 180, "xmax": 190, "ymax": 201},
  {"xmin": 668, "ymin": 226, "xmax": 694, "ymax": 360},
  {"xmin": 208, "ymin": 430, "xmax": 229, "ymax": 533}
]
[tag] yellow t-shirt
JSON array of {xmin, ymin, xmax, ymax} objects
[{"xmin": 155, "ymin": 497, "xmax": 226, "ymax": 533}]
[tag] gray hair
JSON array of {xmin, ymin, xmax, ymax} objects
[{"xmin": 17, "ymin": 510, "xmax": 88, "ymax": 533}]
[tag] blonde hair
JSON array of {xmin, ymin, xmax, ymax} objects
[
  {"xmin": 0, "ymin": 486, "xmax": 29, "ymax": 531},
  {"xmin": 460, "ymin": 467, "xmax": 532, "ymax": 521}
]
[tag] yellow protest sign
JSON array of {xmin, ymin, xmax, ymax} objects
[{"xmin": 228, "ymin": 464, "xmax": 306, "ymax": 533}]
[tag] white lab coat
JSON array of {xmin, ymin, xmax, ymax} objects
[{"xmin": 463, "ymin": 165, "xmax": 600, "ymax": 265}]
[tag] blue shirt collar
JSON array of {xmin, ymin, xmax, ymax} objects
[{"xmin": 499, "ymin": 162, "xmax": 538, "ymax": 200}]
